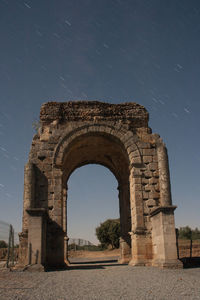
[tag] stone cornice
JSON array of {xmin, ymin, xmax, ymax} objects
[
  {"xmin": 26, "ymin": 208, "xmax": 48, "ymax": 217},
  {"xmin": 150, "ymin": 205, "xmax": 177, "ymax": 217}
]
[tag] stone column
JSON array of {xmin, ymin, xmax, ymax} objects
[
  {"xmin": 150, "ymin": 142, "xmax": 182, "ymax": 268},
  {"xmin": 63, "ymin": 184, "xmax": 70, "ymax": 264},
  {"xmin": 129, "ymin": 167, "xmax": 148, "ymax": 266},
  {"xmin": 62, "ymin": 185, "xmax": 67, "ymax": 231},
  {"xmin": 19, "ymin": 162, "xmax": 36, "ymax": 266},
  {"xmin": 157, "ymin": 143, "xmax": 172, "ymax": 206},
  {"xmin": 22, "ymin": 162, "xmax": 35, "ymax": 232}
]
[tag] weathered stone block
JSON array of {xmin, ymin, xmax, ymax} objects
[
  {"xmin": 133, "ymin": 177, "xmax": 142, "ymax": 184},
  {"xmin": 122, "ymin": 131, "xmax": 134, "ymax": 143},
  {"xmin": 144, "ymin": 184, "xmax": 153, "ymax": 192},
  {"xmin": 144, "ymin": 171, "xmax": 153, "ymax": 178},
  {"xmin": 143, "ymin": 192, "xmax": 149, "ymax": 199},
  {"xmin": 134, "ymin": 184, "xmax": 143, "ymax": 191},
  {"xmin": 142, "ymin": 177, "xmax": 149, "ymax": 185},
  {"xmin": 131, "ymin": 156, "xmax": 142, "ymax": 164},
  {"xmin": 142, "ymin": 148, "xmax": 155, "ymax": 156},
  {"xmin": 126, "ymin": 144, "xmax": 137, "ymax": 154},
  {"xmin": 149, "ymin": 191, "xmax": 160, "ymax": 199},
  {"xmin": 146, "ymin": 199, "xmax": 157, "ymax": 207},
  {"xmin": 143, "ymin": 204, "xmax": 149, "ymax": 214},
  {"xmin": 148, "ymin": 162, "xmax": 158, "ymax": 171},
  {"xmin": 137, "ymin": 141, "xmax": 151, "ymax": 149},
  {"xmin": 153, "ymin": 155, "xmax": 158, "ymax": 162},
  {"xmin": 153, "ymin": 170, "xmax": 159, "ymax": 178},
  {"xmin": 143, "ymin": 156, "xmax": 153, "ymax": 163},
  {"xmin": 132, "ymin": 168, "xmax": 142, "ymax": 177},
  {"xmin": 154, "ymin": 183, "xmax": 160, "ymax": 192},
  {"xmin": 149, "ymin": 177, "xmax": 157, "ymax": 185}
]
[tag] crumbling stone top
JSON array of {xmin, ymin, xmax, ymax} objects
[{"xmin": 40, "ymin": 101, "xmax": 149, "ymax": 127}]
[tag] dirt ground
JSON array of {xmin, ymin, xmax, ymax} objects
[{"xmin": 68, "ymin": 248, "xmax": 120, "ymax": 258}]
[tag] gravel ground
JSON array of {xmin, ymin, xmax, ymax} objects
[{"xmin": 0, "ymin": 257, "xmax": 200, "ymax": 300}]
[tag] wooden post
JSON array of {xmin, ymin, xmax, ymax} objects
[
  {"xmin": 11, "ymin": 226, "xmax": 14, "ymax": 266},
  {"xmin": 6, "ymin": 225, "xmax": 12, "ymax": 268},
  {"xmin": 175, "ymin": 228, "xmax": 179, "ymax": 259},
  {"xmin": 28, "ymin": 243, "xmax": 32, "ymax": 265},
  {"xmin": 190, "ymin": 239, "xmax": 193, "ymax": 258}
]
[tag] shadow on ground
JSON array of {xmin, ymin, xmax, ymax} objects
[
  {"xmin": 26, "ymin": 256, "xmax": 200, "ymax": 272},
  {"xmin": 180, "ymin": 257, "xmax": 200, "ymax": 268},
  {"xmin": 45, "ymin": 257, "xmax": 128, "ymax": 272},
  {"xmin": 70, "ymin": 259, "xmax": 118, "ymax": 265}
]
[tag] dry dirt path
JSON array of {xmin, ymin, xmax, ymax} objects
[{"xmin": 0, "ymin": 257, "xmax": 200, "ymax": 300}]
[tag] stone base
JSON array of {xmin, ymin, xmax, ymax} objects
[
  {"xmin": 21, "ymin": 262, "xmax": 69, "ymax": 272},
  {"xmin": 11, "ymin": 264, "xmax": 27, "ymax": 272},
  {"xmin": 64, "ymin": 258, "xmax": 70, "ymax": 266},
  {"xmin": 45, "ymin": 262, "xmax": 68, "ymax": 271},
  {"xmin": 23, "ymin": 264, "xmax": 46, "ymax": 272},
  {"xmin": 129, "ymin": 259, "xmax": 146, "ymax": 266},
  {"xmin": 152, "ymin": 259, "xmax": 183, "ymax": 269},
  {"xmin": 118, "ymin": 257, "xmax": 131, "ymax": 264}
]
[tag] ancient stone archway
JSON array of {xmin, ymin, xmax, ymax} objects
[{"xmin": 19, "ymin": 101, "xmax": 182, "ymax": 268}]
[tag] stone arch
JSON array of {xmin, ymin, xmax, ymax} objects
[
  {"xmin": 50, "ymin": 125, "xmax": 143, "ymax": 265},
  {"xmin": 18, "ymin": 101, "xmax": 182, "ymax": 269}
]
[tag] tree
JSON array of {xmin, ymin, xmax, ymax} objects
[
  {"xmin": 0, "ymin": 240, "xmax": 8, "ymax": 248},
  {"xmin": 96, "ymin": 219, "xmax": 120, "ymax": 249}
]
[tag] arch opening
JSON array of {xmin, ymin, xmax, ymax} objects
[{"xmin": 67, "ymin": 164, "xmax": 119, "ymax": 253}]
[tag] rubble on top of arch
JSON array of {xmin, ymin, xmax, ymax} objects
[{"xmin": 39, "ymin": 101, "xmax": 149, "ymax": 128}]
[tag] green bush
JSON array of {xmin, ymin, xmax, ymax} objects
[{"xmin": 0, "ymin": 240, "xmax": 8, "ymax": 248}]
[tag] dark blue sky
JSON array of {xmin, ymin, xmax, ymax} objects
[{"xmin": 0, "ymin": 0, "xmax": 200, "ymax": 243}]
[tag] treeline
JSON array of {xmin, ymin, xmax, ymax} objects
[{"xmin": 177, "ymin": 226, "xmax": 200, "ymax": 240}]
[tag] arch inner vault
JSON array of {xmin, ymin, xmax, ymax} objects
[{"xmin": 19, "ymin": 101, "xmax": 182, "ymax": 269}]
